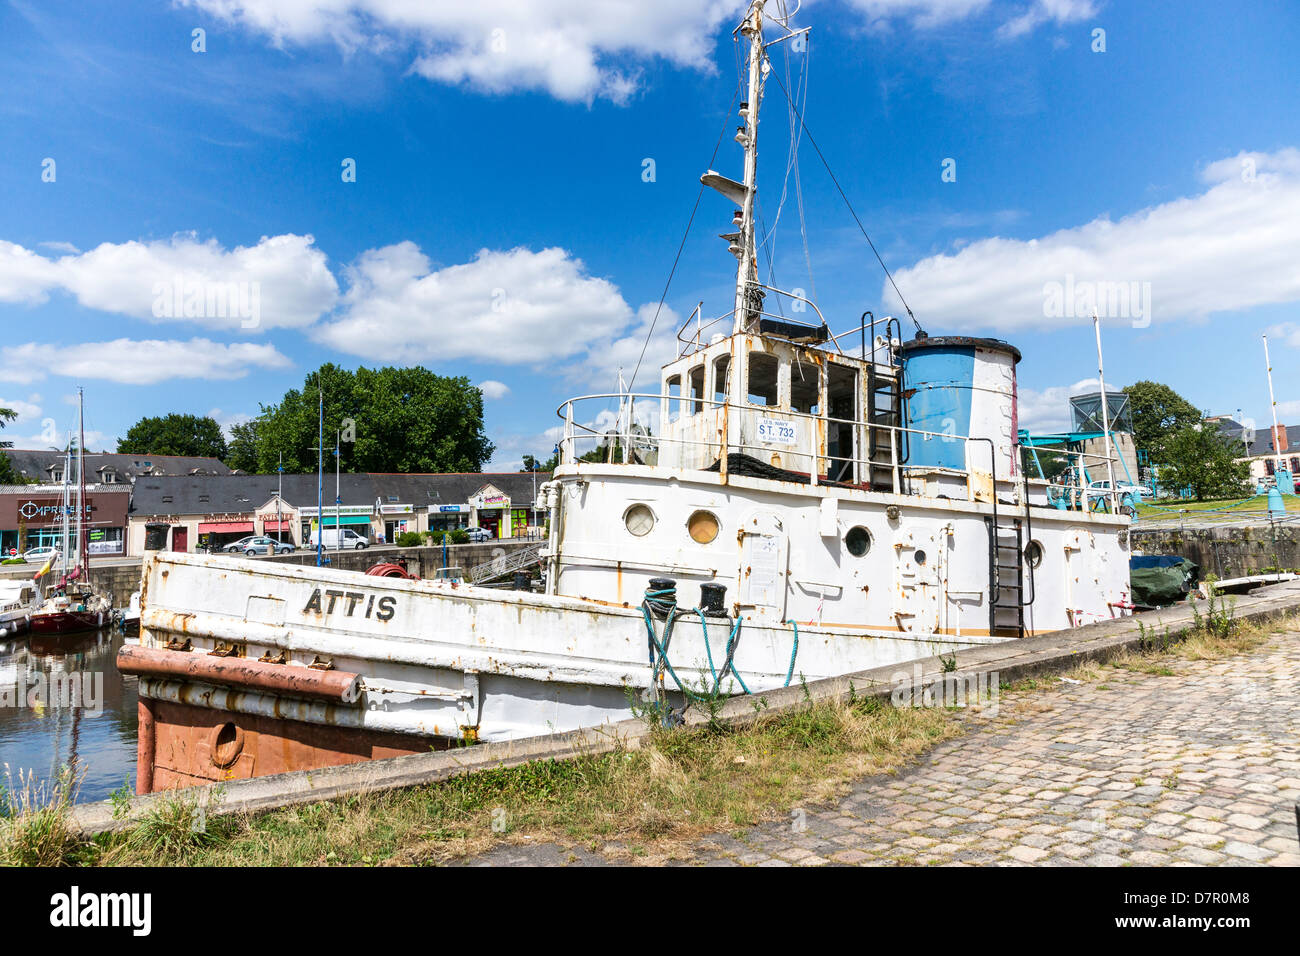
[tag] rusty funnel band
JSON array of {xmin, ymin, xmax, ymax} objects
[{"xmin": 117, "ymin": 644, "xmax": 363, "ymax": 705}]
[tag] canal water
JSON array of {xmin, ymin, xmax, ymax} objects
[{"xmin": 0, "ymin": 628, "xmax": 138, "ymax": 806}]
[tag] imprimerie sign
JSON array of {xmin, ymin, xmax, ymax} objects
[{"xmin": 0, "ymin": 492, "xmax": 128, "ymax": 529}]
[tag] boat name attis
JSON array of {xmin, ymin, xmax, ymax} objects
[{"xmin": 303, "ymin": 587, "xmax": 397, "ymax": 622}]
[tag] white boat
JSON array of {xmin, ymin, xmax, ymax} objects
[
  {"xmin": 121, "ymin": 1, "xmax": 1133, "ymax": 793},
  {"xmin": 0, "ymin": 579, "xmax": 38, "ymax": 638}
]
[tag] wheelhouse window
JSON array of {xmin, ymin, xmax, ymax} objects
[
  {"xmin": 688, "ymin": 365, "xmax": 706, "ymax": 415},
  {"xmin": 713, "ymin": 355, "xmax": 731, "ymax": 404},
  {"xmin": 747, "ymin": 351, "xmax": 780, "ymax": 407},
  {"xmin": 790, "ymin": 361, "xmax": 820, "ymax": 415},
  {"xmin": 666, "ymin": 374, "xmax": 682, "ymax": 424}
]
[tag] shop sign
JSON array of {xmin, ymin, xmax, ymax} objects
[{"xmin": 379, "ymin": 504, "xmax": 414, "ymax": 515}]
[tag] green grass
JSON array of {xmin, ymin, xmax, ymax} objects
[
  {"xmin": 1136, "ymin": 493, "xmax": 1296, "ymax": 518},
  {"xmin": 4, "ymin": 695, "xmax": 961, "ymax": 867}
]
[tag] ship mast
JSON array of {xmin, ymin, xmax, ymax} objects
[{"xmin": 732, "ymin": 0, "xmax": 767, "ymax": 333}]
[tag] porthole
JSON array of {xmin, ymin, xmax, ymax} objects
[
  {"xmin": 687, "ymin": 510, "xmax": 719, "ymax": 544},
  {"xmin": 210, "ymin": 721, "xmax": 244, "ymax": 769},
  {"xmin": 624, "ymin": 503, "xmax": 655, "ymax": 537},
  {"xmin": 914, "ymin": 549, "xmax": 927, "ymax": 565},
  {"xmin": 1025, "ymin": 540, "xmax": 1044, "ymax": 569},
  {"xmin": 845, "ymin": 526, "xmax": 872, "ymax": 557}
]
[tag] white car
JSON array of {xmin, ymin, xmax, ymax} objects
[
  {"xmin": 1087, "ymin": 479, "xmax": 1152, "ymax": 498},
  {"xmin": 464, "ymin": 527, "xmax": 494, "ymax": 543},
  {"xmin": 23, "ymin": 545, "xmax": 61, "ymax": 564}
]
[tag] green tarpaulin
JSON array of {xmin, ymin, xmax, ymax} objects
[{"xmin": 1130, "ymin": 557, "xmax": 1199, "ymax": 608}]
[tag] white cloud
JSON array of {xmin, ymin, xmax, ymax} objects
[
  {"xmin": 0, "ymin": 339, "xmax": 291, "ymax": 385},
  {"xmin": 315, "ymin": 243, "xmax": 634, "ymax": 365},
  {"xmin": 180, "ymin": 0, "xmax": 739, "ymax": 103},
  {"xmin": 1016, "ymin": 377, "xmax": 1099, "ymax": 432},
  {"xmin": 0, "ymin": 241, "xmax": 62, "ymax": 304},
  {"xmin": 998, "ymin": 0, "xmax": 1096, "ymax": 39},
  {"xmin": 884, "ymin": 149, "xmax": 1300, "ymax": 331},
  {"xmin": 0, "ymin": 234, "xmax": 338, "ymax": 330},
  {"xmin": 477, "ymin": 380, "xmax": 510, "ymax": 400}
]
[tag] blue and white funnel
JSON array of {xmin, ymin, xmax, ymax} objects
[{"xmin": 899, "ymin": 335, "xmax": 1022, "ymax": 480}]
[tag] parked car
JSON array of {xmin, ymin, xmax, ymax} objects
[
  {"xmin": 242, "ymin": 536, "xmax": 296, "ymax": 556},
  {"xmin": 465, "ymin": 527, "xmax": 494, "ymax": 543},
  {"xmin": 222, "ymin": 535, "xmax": 258, "ymax": 553},
  {"xmin": 308, "ymin": 527, "xmax": 369, "ymax": 550},
  {"xmin": 1087, "ymin": 479, "xmax": 1152, "ymax": 498},
  {"xmin": 23, "ymin": 545, "xmax": 61, "ymax": 564}
]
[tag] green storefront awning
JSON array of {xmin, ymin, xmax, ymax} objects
[{"xmin": 312, "ymin": 514, "xmax": 371, "ymax": 526}]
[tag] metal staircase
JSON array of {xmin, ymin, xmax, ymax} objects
[{"xmin": 466, "ymin": 542, "xmax": 544, "ymax": 585}]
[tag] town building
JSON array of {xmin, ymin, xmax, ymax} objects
[
  {"xmin": 0, "ymin": 482, "xmax": 132, "ymax": 557},
  {"xmin": 1215, "ymin": 418, "xmax": 1300, "ymax": 483},
  {"xmin": 126, "ymin": 471, "xmax": 550, "ymax": 553},
  {"xmin": 3, "ymin": 449, "xmax": 231, "ymax": 486}
]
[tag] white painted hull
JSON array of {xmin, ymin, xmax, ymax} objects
[{"xmin": 136, "ymin": 549, "xmax": 1011, "ymax": 743}]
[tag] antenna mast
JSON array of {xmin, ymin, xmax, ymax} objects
[{"xmin": 732, "ymin": 1, "xmax": 767, "ymax": 333}]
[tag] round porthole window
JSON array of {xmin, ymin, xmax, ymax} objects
[
  {"xmin": 845, "ymin": 526, "xmax": 871, "ymax": 557},
  {"xmin": 624, "ymin": 503, "xmax": 655, "ymax": 537},
  {"xmin": 1025, "ymin": 540, "xmax": 1044, "ymax": 568},
  {"xmin": 914, "ymin": 549, "xmax": 927, "ymax": 565},
  {"xmin": 687, "ymin": 510, "xmax": 719, "ymax": 544}
]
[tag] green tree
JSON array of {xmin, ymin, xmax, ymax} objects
[
  {"xmin": 225, "ymin": 419, "xmax": 261, "ymax": 473},
  {"xmin": 1122, "ymin": 381, "xmax": 1201, "ymax": 459},
  {"xmin": 118, "ymin": 413, "xmax": 229, "ymax": 459},
  {"xmin": 1156, "ymin": 424, "xmax": 1251, "ymax": 501},
  {"xmin": 521, "ymin": 453, "xmax": 558, "ymax": 472},
  {"xmin": 241, "ymin": 364, "xmax": 495, "ymax": 474},
  {"xmin": 0, "ymin": 406, "xmax": 24, "ymax": 485}
]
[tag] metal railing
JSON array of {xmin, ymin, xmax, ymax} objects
[{"xmin": 555, "ymin": 391, "xmax": 1124, "ymax": 512}]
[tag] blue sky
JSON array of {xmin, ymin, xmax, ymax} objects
[{"xmin": 1, "ymin": 0, "xmax": 1298, "ymax": 467}]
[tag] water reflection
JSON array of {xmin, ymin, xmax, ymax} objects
[{"xmin": 0, "ymin": 629, "xmax": 138, "ymax": 804}]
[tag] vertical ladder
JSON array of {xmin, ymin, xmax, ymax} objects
[
  {"xmin": 986, "ymin": 515, "xmax": 1026, "ymax": 637},
  {"xmin": 866, "ymin": 366, "xmax": 904, "ymax": 491}
]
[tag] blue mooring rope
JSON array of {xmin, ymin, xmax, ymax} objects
[{"xmin": 640, "ymin": 586, "xmax": 800, "ymax": 707}]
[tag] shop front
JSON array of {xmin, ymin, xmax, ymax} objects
[
  {"xmin": 0, "ymin": 486, "xmax": 130, "ymax": 557},
  {"xmin": 257, "ymin": 496, "xmax": 298, "ymax": 546},
  {"xmin": 300, "ymin": 505, "xmax": 375, "ymax": 543},
  {"xmin": 429, "ymin": 504, "xmax": 469, "ymax": 533},
  {"xmin": 379, "ymin": 502, "xmax": 417, "ymax": 542},
  {"xmin": 196, "ymin": 514, "xmax": 255, "ymax": 552},
  {"xmin": 469, "ymin": 485, "xmax": 511, "ymax": 539}
]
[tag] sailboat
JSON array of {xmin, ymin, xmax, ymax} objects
[
  {"xmin": 122, "ymin": 1, "xmax": 1133, "ymax": 793},
  {"xmin": 29, "ymin": 388, "xmax": 112, "ymax": 635}
]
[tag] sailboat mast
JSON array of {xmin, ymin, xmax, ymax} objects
[
  {"xmin": 733, "ymin": 0, "xmax": 767, "ymax": 333},
  {"xmin": 77, "ymin": 387, "xmax": 87, "ymax": 574},
  {"xmin": 60, "ymin": 442, "xmax": 71, "ymax": 578}
]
